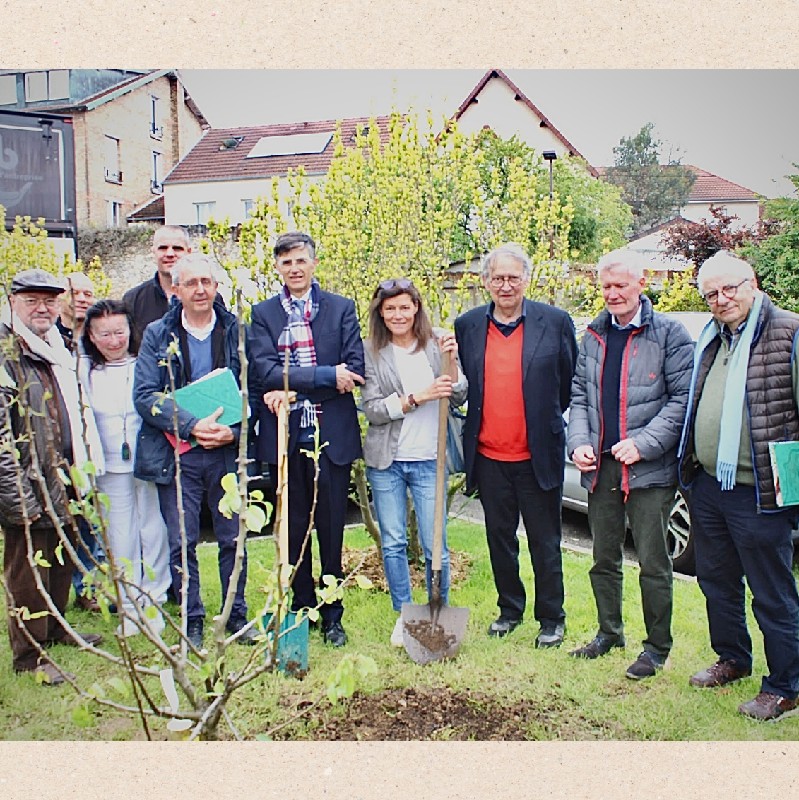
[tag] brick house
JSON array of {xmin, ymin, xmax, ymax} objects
[
  {"xmin": 0, "ymin": 69, "xmax": 209, "ymax": 229},
  {"xmin": 162, "ymin": 115, "xmax": 392, "ymax": 228}
]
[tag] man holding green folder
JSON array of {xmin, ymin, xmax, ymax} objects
[
  {"xmin": 133, "ymin": 253, "xmax": 254, "ymax": 649},
  {"xmin": 678, "ymin": 250, "xmax": 799, "ymax": 721}
]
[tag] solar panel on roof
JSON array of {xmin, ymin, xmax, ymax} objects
[{"xmin": 246, "ymin": 131, "xmax": 333, "ymax": 159}]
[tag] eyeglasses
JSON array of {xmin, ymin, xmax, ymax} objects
[
  {"xmin": 487, "ymin": 275, "xmax": 524, "ymax": 289},
  {"xmin": 180, "ymin": 277, "xmax": 215, "ymax": 289},
  {"xmin": 378, "ymin": 278, "xmax": 412, "ymax": 292},
  {"xmin": 93, "ymin": 329, "xmax": 129, "ymax": 341},
  {"xmin": 17, "ymin": 295, "xmax": 59, "ymax": 309},
  {"xmin": 702, "ymin": 279, "xmax": 749, "ymax": 305}
]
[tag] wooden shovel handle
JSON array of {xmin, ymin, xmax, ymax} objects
[{"xmin": 432, "ymin": 351, "xmax": 450, "ymax": 572}]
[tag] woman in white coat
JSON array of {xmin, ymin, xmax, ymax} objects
[
  {"xmin": 79, "ymin": 299, "xmax": 170, "ymax": 637},
  {"xmin": 362, "ymin": 278, "xmax": 467, "ymax": 647}
]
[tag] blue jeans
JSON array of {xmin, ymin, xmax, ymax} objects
[
  {"xmin": 367, "ymin": 460, "xmax": 450, "ymax": 612},
  {"xmin": 71, "ymin": 516, "xmax": 105, "ymax": 596},
  {"xmin": 157, "ymin": 446, "xmax": 248, "ymax": 627}
]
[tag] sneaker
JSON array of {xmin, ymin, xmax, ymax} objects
[
  {"xmin": 738, "ymin": 692, "xmax": 799, "ymax": 721},
  {"xmin": 536, "ymin": 622, "xmax": 565, "ymax": 649},
  {"xmin": 488, "ymin": 616, "xmax": 522, "ymax": 638},
  {"xmin": 570, "ymin": 634, "xmax": 625, "ymax": 659},
  {"xmin": 689, "ymin": 660, "xmax": 752, "ymax": 688},
  {"xmin": 390, "ymin": 616, "xmax": 404, "ymax": 648},
  {"xmin": 116, "ymin": 617, "xmax": 141, "ymax": 638},
  {"xmin": 625, "ymin": 650, "xmax": 665, "ymax": 680}
]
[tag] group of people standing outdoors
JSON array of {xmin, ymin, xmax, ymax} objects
[{"xmin": 1, "ymin": 225, "xmax": 798, "ymax": 723}]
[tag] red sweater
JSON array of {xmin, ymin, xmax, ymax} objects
[{"xmin": 478, "ymin": 323, "xmax": 530, "ymax": 462}]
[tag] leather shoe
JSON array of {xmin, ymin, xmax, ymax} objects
[
  {"xmin": 739, "ymin": 692, "xmax": 799, "ymax": 721},
  {"xmin": 322, "ymin": 621, "xmax": 347, "ymax": 647},
  {"xmin": 227, "ymin": 620, "xmax": 261, "ymax": 646},
  {"xmin": 570, "ymin": 634, "xmax": 624, "ymax": 659},
  {"xmin": 186, "ymin": 620, "xmax": 204, "ymax": 649},
  {"xmin": 488, "ymin": 616, "xmax": 522, "ymax": 637},
  {"xmin": 536, "ymin": 622, "xmax": 565, "ymax": 649},
  {"xmin": 55, "ymin": 631, "xmax": 103, "ymax": 648},
  {"xmin": 689, "ymin": 660, "xmax": 752, "ymax": 688},
  {"xmin": 74, "ymin": 594, "xmax": 101, "ymax": 613},
  {"xmin": 32, "ymin": 663, "xmax": 75, "ymax": 686}
]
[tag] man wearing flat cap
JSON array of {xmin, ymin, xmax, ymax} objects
[{"xmin": 0, "ymin": 269, "xmax": 104, "ymax": 686}]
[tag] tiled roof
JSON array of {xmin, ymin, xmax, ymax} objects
[
  {"xmin": 597, "ymin": 165, "xmax": 758, "ymax": 203},
  {"xmin": 453, "ymin": 69, "xmax": 599, "ymax": 177},
  {"xmin": 165, "ymin": 116, "xmax": 393, "ymax": 185},
  {"xmin": 35, "ymin": 70, "xmax": 209, "ymax": 128},
  {"xmin": 682, "ymin": 165, "xmax": 758, "ymax": 202},
  {"xmin": 127, "ymin": 194, "xmax": 164, "ymax": 222}
]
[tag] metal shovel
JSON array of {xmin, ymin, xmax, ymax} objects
[{"xmin": 401, "ymin": 353, "xmax": 469, "ymax": 665}]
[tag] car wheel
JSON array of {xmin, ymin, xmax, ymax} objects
[{"xmin": 669, "ymin": 490, "xmax": 695, "ymax": 575}]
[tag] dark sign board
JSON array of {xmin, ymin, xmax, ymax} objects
[{"xmin": 0, "ymin": 111, "xmax": 75, "ymax": 227}]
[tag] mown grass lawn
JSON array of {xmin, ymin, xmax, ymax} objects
[{"xmin": 1, "ymin": 519, "xmax": 797, "ymax": 741}]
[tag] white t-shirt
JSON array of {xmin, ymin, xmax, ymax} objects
[{"xmin": 391, "ymin": 343, "xmax": 438, "ymax": 461}]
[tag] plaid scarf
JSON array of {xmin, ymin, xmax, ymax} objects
[{"xmin": 278, "ymin": 280, "xmax": 321, "ymax": 429}]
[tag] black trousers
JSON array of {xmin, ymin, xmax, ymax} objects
[
  {"xmin": 271, "ymin": 448, "xmax": 351, "ymax": 626},
  {"xmin": 691, "ymin": 469, "xmax": 799, "ymax": 699},
  {"xmin": 475, "ymin": 454, "xmax": 565, "ymax": 625}
]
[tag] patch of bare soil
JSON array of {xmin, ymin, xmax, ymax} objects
[
  {"xmin": 342, "ymin": 547, "xmax": 472, "ymax": 594},
  {"xmin": 274, "ymin": 686, "xmax": 622, "ymax": 740}
]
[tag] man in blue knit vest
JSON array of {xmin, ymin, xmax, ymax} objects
[{"xmin": 133, "ymin": 253, "xmax": 254, "ymax": 650}]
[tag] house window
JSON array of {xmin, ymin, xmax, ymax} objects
[
  {"xmin": 107, "ymin": 200, "xmax": 123, "ymax": 228},
  {"xmin": 150, "ymin": 96, "xmax": 163, "ymax": 139},
  {"xmin": 242, "ymin": 199, "xmax": 257, "ymax": 218},
  {"xmin": 24, "ymin": 72, "xmax": 48, "ymax": 102},
  {"xmin": 151, "ymin": 151, "xmax": 162, "ymax": 193},
  {"xmin": 104, "ymin": 136, "xmax": 122, "ymax": 184},
  {"xmin": 0, "ymin": 75, "xmax": 17, "ymax": 105},
  {"xmin": 48, "ymin": 70, "xmax": 69, "ymax": 100},
  {"xmin": 23, "ymin": 70, "xmax": 69, "ymax": 102},
  {"xmin": 194, "ymin": 202, "xmax": 216, "ymax": 226}
]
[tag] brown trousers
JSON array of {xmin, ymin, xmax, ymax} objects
[{"xmin": 3, "ymin": 524, "xmax": 73, "ymax": 671}]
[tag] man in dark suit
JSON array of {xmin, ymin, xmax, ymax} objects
[
  {"xmin": 248, "ymin": 232, "xmax": 365, "ymax": 647},
  {"xmin": 454, "ymin": 243, "xmax": 577, "ymax": 647}
]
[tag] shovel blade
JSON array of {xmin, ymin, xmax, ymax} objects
[{"xmin": 400, "ymin": 602, "xmax": 469, "ymax": 665}]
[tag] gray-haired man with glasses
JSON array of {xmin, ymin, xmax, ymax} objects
[
  {"xmin": 678, "ymin": 250, "xmax": 799, "ymax": 721},
  {"xmin": 454, "ymin": 243, "xmax": 577, "ymax": 647}
]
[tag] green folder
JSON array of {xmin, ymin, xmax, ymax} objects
[
  {"xmin": 768, "ymin": 441, "xmax": 799, "ymax": 507},
  {"xmin": 173, "ymin": 367, "xmax": 242, "ymax": 427}
]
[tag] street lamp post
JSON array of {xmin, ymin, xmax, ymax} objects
[{"xmin": 542, "ymin": 150, "xmax": 557, "ymax": 259}]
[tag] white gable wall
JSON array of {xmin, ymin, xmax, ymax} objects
[
  {"xmin": 164, "ymin": 175, "xmax": 323, "ymax": 227},
  {"xmin": 681, "ymin": 199, "xmax": 760, "ymax": 227},
  {"xmin": 456, "ymin": 77, "xmax": 573, "ymax": 157}
]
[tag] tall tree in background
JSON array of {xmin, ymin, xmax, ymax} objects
[
  {"xmin": 739, "ymin": 171, "xmax": 799, "ymax": 313},
  {"xmin": 605, "ymin": 122, "xmax": 696, "ymax": 237}
]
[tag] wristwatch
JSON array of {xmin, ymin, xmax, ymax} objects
[{"xmin": 407, "ymin": 393, "xmax": 419, "ymax": 411}]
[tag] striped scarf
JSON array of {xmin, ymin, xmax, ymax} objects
[{"xmin": 278, "ymin": 280, "xmax": 320, "ymax": 429}]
